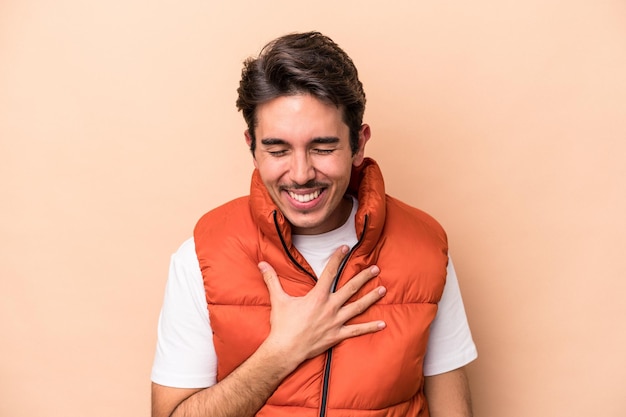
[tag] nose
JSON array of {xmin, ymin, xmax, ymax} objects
[{"xmin": 289, "ymin": 151, "xmax": 315, "ymax": 185}]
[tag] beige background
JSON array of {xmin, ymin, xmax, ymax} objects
[{"xmin": 2, "ymin": 0, "xmax": 625, "ymax": 416}]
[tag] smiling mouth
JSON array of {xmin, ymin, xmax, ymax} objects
[{"xmin": 288, "ymin": 189, "xmax": 322, "ymax": 203}]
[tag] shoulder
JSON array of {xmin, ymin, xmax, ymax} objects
[
  {"xmin": 194, "ymin": 196, "xmax": 252, "ymax": 237},
  {"xmin": 385, "ymin": 195, "xmax": 447, "ymax": 243},
  {"xmin": 193, "ymin": 196, "xmax": 261, "ymax": 266},
  {"xmin": 172, "ymin": 237, "xmax": 199, "ymax": 267}
]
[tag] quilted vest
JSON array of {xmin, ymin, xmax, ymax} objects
[{"xmin": 194, "ymin": 158, "xmax": 448, "ymax": 417}]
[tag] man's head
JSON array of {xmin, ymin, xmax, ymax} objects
[
  {"xmin": 236, "ymin": 32, "xmax": 371, "ymax": 235},
  {"xmin": 236, "ymin": 31, "xmax": 366, "ymax": 155}
]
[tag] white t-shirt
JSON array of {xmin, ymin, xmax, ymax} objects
[{"xmin": 151, "ymin": 199, "xmax": 477, "ymax": 388}]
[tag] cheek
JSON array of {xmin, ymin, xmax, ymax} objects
[
  {"xmin": 257, "ymin": 161, "xmax": 287, "ymax": 185},
  {"xmin": 313, "ymin": 152, "xmax": 345, "ymax": 168},
  {"xmin": 321, "ymin": 158, "xmax": 353, "ymax": 180}
]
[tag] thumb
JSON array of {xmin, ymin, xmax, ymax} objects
[{"xmin": 258, "ymin": 261, "xmax": 285, "ymax": 300}]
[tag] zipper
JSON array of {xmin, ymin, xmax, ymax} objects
[
  {"xmin": 272, "ymin": 210, "xmax": 369, "ymax": 417},
  {"xmin": 272, "ymin": 210, "xmax": 317, "ymax": 281},
  {"xmin": 319, "ymin": 214, "xmax": 368, "ymax": 417}
]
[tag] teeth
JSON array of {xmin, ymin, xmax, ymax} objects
[{"xmin": 288, "ymin": 190, "xmax": 321, "ymax": 203}]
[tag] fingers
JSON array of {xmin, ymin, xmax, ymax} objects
[
  {"xmin": 316, "ymin": 245, "xmax": 350, "ymax": 292},
  {"xmin": 339, "ymin": 319, "xmax": 387, "ymax": 340},
  {"xmin": 258, "ymin": 256, "xmax": 387, "ymax": 355},
  {"xmin": 337, "ymin": 284, "xmax": 386, "ymax": 324},
  {"xmin": 335, "ymin": 265, "xmax": 381, "ymax": 305},
  {"xmin": 260, "ymin": 254, "xmax": 385, "ymax": 326},
  {"xmin": 334, "ymin": 265, "xmax": 385, "ymax": 324}
]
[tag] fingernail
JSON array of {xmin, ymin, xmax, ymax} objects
[
  {"xmin": 378, "ymin": 286, "xmax": 386, "ymax": 296},
  {"xmin": 341, "ymin": 245, "xmax": 349, "ymax": 254},
  {"xmin": 378, "ymin": 321, "xmax": 386, "ymax": 330},
  {"xmin": 370, "ymin": 265, "xmax": 380, "ymax": 275},
  {"xmin": 258, "ymin": 262, "xmax": 268, "ymax": 273}
]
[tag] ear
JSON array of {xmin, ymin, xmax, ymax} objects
[
  {"xmin": 244, "ymin": 129, "xmax": 253, "ymax": 149},
  {"xmin": 352, "ymin": 124, "xmax": 371, "ymax": 167},
  {"xmin": 244, "ymin": 130, "xmax": 259, "ymax": 168}
]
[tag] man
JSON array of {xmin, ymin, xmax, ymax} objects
[{"xmin": 151, "ymin": 31, "xmax": 477, "ymax": 417}]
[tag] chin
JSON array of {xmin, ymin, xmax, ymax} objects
[{"xmin": 286, "ymin": 215, "xmax": 325, "ymax": 234}]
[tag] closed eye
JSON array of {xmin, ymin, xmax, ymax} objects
[
  {"xmin": 312, "ymin": 148, "xmax": 335, "ymax": 155},
  {"xmin": 267, "ymin": 149, "xmax": 288, "ymax": 157},
  {"xmin": 311, "ymin": 137, "xmax": 339, "ymax": 155},
  {"xmin": 261, "ymin": 138, "xmax": 290, "ymax": 157}
]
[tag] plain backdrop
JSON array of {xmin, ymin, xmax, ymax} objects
[{"xmin": 1, "ymin": 1, "xmax": 625, "ymax": 416}]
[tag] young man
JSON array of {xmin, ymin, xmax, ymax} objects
[{"xmin": 151, "ymin": 32, "xmax": 477, "ymax": 417}]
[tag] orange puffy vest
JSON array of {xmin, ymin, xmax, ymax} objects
[{"xmin": 194, "ymin": 158, "xmax": 448, "ymax": 417}]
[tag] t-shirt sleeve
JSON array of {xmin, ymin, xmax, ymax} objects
[
  {"xmin": 151, "ymin": 238, "xmax": 218, "ymax": 388},
  {"xmin": 423, "ymin": 256, "xmax": 478, "ymax": 376}
]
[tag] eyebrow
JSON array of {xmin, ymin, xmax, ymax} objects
[
  {"xmin": 260, "ymin": 137, "xmax": 340, "ymax": 146},
  {"xmin": 311, "ymin": 137, "xmax": 340, "ymax": 144},
  {"xmin": 260, "ymin": 138, "xmax": 288, "ymax": 146}
]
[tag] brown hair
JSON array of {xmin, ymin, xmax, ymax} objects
[{"xmin": 236, "ymin": 31, "xmax": 366, "ymax": 155}]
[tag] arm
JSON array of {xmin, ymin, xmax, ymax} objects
[
  {"xmin": 424, "ymin": 367, "xmax": 473, "ymax": 417},
  {"xmin": 151, "ymin": 340, "xmax": 303, "ymax": 417},
  {"xmin": 152, "ymin": 246, "xmax": 387, "ymax": 417}
]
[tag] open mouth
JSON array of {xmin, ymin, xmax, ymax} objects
[{"xmin": 288, "ymin": 189, "xmax": 322, "ymax": 203}]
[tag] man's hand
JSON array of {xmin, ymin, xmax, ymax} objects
[{"xmin": 259, "ymin": 245, "xmax": 387, "ymax": 366}]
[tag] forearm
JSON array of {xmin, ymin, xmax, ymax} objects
[
  {"xmin": 424, "ymin": 367, "xmax": 473, "ymax": 417},
  {"xmin": 170, "ymin": 372, "xmax": 275, "ymax": 417},
  {"xmin": 154, "ymin": 341, "xmax": 302, "ymax": 417}
]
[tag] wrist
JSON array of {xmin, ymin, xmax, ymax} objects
[{"xmin": 256, "ymin": 336, "xmax": 306, "ymax": 377}]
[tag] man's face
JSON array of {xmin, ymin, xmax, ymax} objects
[{"xmin": 246, "ymin": 94, "xmax": 370, "ymax": 235}]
